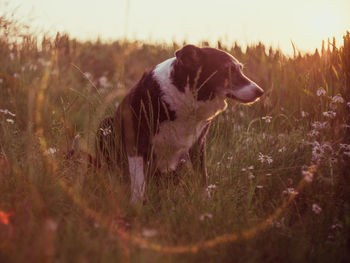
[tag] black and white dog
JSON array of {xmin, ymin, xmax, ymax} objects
[{"xmin": 82, "ymin": 45, "xmax": 263, "ymax": 203}]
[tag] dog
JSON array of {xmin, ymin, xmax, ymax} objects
[{"xmin": 72, "ymin": 45, "xmax": 264, "ymax": 203}]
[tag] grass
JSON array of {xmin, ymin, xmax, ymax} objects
[{"xmin": 0, "ymin": 13, "xmax": 350, "ymax": 262}]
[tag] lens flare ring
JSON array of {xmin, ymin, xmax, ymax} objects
[{"xmin": 30, "ymin": 55, "xmax": 318, "ymax": 254}]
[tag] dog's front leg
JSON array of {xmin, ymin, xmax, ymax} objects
[
  {"xmin": 128, "ymin": 155, "xmax": 145, "ymax": 204},
  {"xmin": 121, "ymin": 102, "xmax": 146, "ymax": 204}
]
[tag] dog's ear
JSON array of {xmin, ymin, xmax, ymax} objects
[{"xmin": 175, "ymin": 45, "xmax": 202, "ymax": 70}]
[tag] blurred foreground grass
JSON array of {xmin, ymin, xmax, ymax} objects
[{"xmin": 0, "ymin": 12, "xmax": 350, "ymax": 263}]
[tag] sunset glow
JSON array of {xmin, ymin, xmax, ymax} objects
[{"xmin": 5, "ymin": 0, "xmax": 350, "ymax": 55}]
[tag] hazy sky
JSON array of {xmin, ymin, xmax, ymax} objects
[{"xmin": 5, "ymin": 0, "xmax": 350, "ymax": 55}]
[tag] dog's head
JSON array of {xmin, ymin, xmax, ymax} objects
[{"xmin": 174, "ymin": 45, "xmax": 264, "ymax": 103}]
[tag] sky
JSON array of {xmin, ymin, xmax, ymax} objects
[{"xmin": 4, "ymin": 0, "xmax": 350, "ymax": 55}]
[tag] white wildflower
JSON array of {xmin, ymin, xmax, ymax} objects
[
  {"xmin": 278, "ymin": 146, "xmax": 287, "ymax": 153},
  {"xmin": 46, "ymin": 147, "xmax": 57, "ymax": 156},
  {"xmin": 344, "ymin": 152, "xmax": 350, "ymax": 157},
  {"xmin": 142, "ymin": 228, "xmax": 158, "ymax": 238},
  {"xmin": 302, "ymin": 169, "xmax": 314, "ymax": 182},
  {"xmin": 99, "ymin": 126, "xmax": 112, "ymax": 136},
  {"xmin": 84, "ymin": 72, "xmax": 92, "ymax": 80},
  {"xmin": 38, "ymin": 58, "xmax": 51, "ymax": 67},
  {"xmin": 6, "ymin": 119, "xmax": 14, "ymax": 124},
  {"xmin": 266, "ymin": 173, "xmax": 272, "ymax": 176},
  {"xmin": 332, "ymin": 95, "xmax": 344, "ymax": 104},
  {"xmin": 199, "ymin": 213, "xmax": 213, "ymax": 221},
  {"xmin": 256, "ymin": 185, "xmax": 264, "ymax": 189},
  {"xmin": 331, "ymin": 223, "xmax": 343, "ymax": 230},
  {"xmin": 98, "ymin": 76, "xmax": 112, "ymax": 89},
  {"xmin": 301, "ymin": 111, "xmax": 309, "ymax": 118},
  {"xmin": 347, "ymin": 102, "xmax": 350, "ymax": 108},
  {"xmin": 248, "ymin": 173, "xmax": 255, "ymax": 180},
  {"xmin": 283, "ymin": 187, "xmax": 299, "ymax": 195},
  {"xmin": 29, "ymin": 64, "xmax": 38, "ymax": 71},
  {"xmin": 312, "ymin": 203, "xmax": 322, "ymax": 214},
  {"xmin": 241, "ymin": 168, "xmax": 247, "ymax": 172},
  {"xmin": 207, "ymin": 184, "xmax": 216, "ymax": 190},
  {"xmin": 258, "ymin": 152, "xmax": 273, "ymax": 164},
  {"xmin": 0, "ymin": 78, "xmax": 3, "ymax": 84},
  {"xmin": 262, "ymin": 116, "xmax": 272, "ymax": 123},
  {"xmin": 13, "ymin": 73, "xmax": 20, "ymax": 79},
  {"xmin": 206, "ymin": 184, "xmax": 217, "ymax": 198},
  {"xmin": 322, "ymin": 111, "xmax": 336, "ymax": 119},
  {"xmin": 316, "ymin": 88, "xmax": 326, "ymax": 96},
  {"xmin": 272, "ymin": 217, "xmax": 285, "ymax": 228},
  {"xmin": 248, "ymin": 165, "xmax": 254, "ymax": 170}
]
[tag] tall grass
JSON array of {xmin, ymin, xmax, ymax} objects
[{"xmin": 0, "ymin": 13, "xmax": 349, "ymax": 263}]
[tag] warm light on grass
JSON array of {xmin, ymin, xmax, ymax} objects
[{"xmin": 0, "ymin": 11, "xmax": 350, "ymax": 262}]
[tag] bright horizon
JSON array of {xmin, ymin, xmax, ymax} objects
[{"xmin": 4, "ymin": 0, "xmax": 350, "ymax": 55}]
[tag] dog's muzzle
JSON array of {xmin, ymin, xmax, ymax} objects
[{"xmin": 226, "ymin": 81, "xmax": 264, "ymax": 103}]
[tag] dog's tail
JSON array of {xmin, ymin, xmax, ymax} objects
[{"xmin": 65, "ymin": 134, "xmax": 100, "ymax": 168}]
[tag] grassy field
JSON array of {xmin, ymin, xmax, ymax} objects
[{"xmin": 1, "ymin": 14, "xmax": 350, "ymax": 262}]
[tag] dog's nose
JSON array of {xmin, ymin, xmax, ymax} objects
[{"xmin": 255, "ymin": 86, "xmax": 264, "ymax": 97}]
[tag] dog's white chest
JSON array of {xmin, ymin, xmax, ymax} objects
[{"xmin": 152, "ymin": 93, "xmax": 227, "ymax": 173}]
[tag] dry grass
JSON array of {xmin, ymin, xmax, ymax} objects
[{"xmin": 0, "ymin": 12, "xmax": 350, "ymax": 263}]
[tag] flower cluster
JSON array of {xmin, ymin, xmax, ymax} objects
[
  {"xmin": 310, "ymin": 141, "xmax": 334, "ymax": 163},
  {"xmin": 322, "ymin": 111, "xmax": 336, "ymax": 119},
  {"xmin": 0, "ymin": 109, "xmax": 16, "ymax": 117},
  {"xmin": 308, "ymin": 121, "xmax": 328, "ymax": 137},
  {"xmin": 258, "ymin": 152, "xmax": 273, "ymax": 164},
  {"xmin": 1, "ymin": 109, "xmax": 16, "ymax": 124}
]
